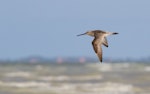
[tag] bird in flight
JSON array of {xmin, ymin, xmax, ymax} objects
[{"xmin": 77, "ymin": 30, "xmax": 118, "ymax": 63}]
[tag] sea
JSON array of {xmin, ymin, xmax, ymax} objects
[{"xmin": 0, "ymin": 62, "xmax": 150, "ymax": 94}]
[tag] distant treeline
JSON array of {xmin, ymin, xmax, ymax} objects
[{"xmin": 0, "ymin": 56, "xmax": 150, "ymax": 63}]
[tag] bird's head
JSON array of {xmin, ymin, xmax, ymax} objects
[
  {"xmin": 85, "ymin": 31, "xmax": 94, "ymax": 36},
  {"xmin": 77, "ymin": 31, "xmax": 94, "ymax": 37}
]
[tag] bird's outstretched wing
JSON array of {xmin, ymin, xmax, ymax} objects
[
  {"xmin": 92, "ymin": 36, "xmax": 103, "ymax": 62},
  {"xmin": 97, "ymin": 45, "xmax": 103, "ymax": 62},
  {"xmin": 102, "ymin": 37, "xmax": 108, "ymax": 47}
]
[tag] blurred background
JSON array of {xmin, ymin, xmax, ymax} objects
[{"xmin": 0, "ymin": 0, "xmax": 150, "ymax": 94}]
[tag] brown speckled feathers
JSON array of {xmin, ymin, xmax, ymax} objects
[{"xmin": 77, "ymin": 30, "xmax": 118, "ymax": 63}]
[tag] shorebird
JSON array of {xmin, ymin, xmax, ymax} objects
[{"xmin": 77, "ymin": 30, "xmax": 118, "ymax": 63}]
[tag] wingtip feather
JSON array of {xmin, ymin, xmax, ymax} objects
[{"xmin": 113, "ymin": 32, "xmax": 119, "ymax": 35}]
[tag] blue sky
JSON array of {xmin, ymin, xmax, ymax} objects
[{"xmin": 0, "ymin": 0, "xmax": 150, "ymax": 60}]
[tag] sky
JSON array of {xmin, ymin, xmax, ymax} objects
[{"xmin": 0, "ymin": 0, "xmax": 150, "ymax": 60}]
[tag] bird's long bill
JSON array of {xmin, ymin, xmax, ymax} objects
[{"xmin": 77, "ymin": 33, "xmax": 86, "ymax": 36}]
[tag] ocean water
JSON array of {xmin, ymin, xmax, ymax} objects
[{"xmin": 0, "ymin": 62, "xmax": 149, "ymax": 94}]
